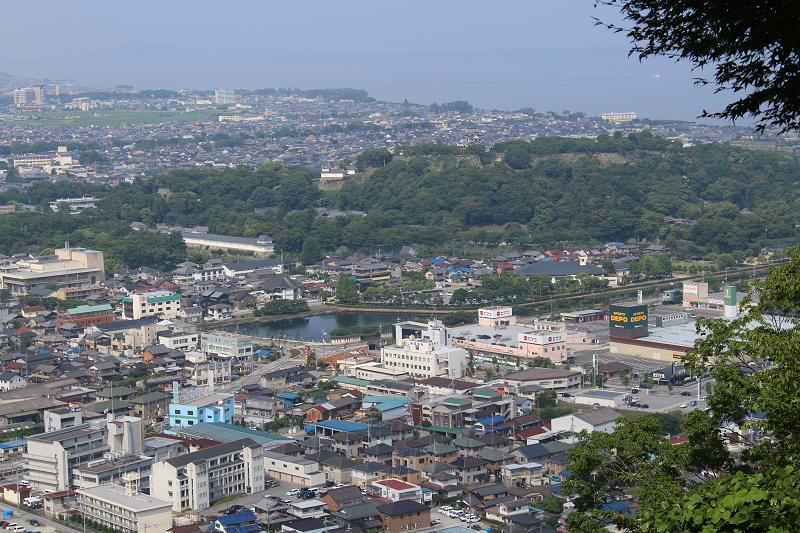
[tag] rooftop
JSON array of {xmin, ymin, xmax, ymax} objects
[{"xmin": 77, "ymin": 484, "xmax": 171, "ymax": 512}]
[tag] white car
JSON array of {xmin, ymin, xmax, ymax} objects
[
  {"xmin": 286, "ymin": 489, "xmax": 300, "ymax": 496},
  {"xmin": 431, "ymin": 519, "xmax": 441, "ymax": 525},
  {"xmin": 469, "ymin": 518, "xmax": 480, "ymax": 523},
  {"xmin": 680, "ymin": 403, "xmax": 689, "ymax": 408}
]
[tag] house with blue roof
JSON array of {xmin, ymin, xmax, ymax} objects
[
  {"xmin": 212, "ymin": 511, "xmax": 259, "ymax": 533},
  {"xmin": 471, "ymin": 414, "xmax": 508, "ymax": 435},
  {"xmin": 597, "ymin": 500, "xmax": 633, "ymax": 516}
]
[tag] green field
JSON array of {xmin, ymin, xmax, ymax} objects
[{"xmin": 1, "ymin": 109, "xmax": 222, "ymax": 126}]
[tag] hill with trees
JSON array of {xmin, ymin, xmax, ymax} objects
[{"xmin": 0, "ymin": 136, "xmax": 797, "ymax": 263}]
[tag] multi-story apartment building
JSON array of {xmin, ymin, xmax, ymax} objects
[
  {"xmin": 121, "ymin": 290, "xmax": 182, "ymax": 320},
  {"xmin": 601, "ymin": 111, "xmax": 637, "ymax": 122},
  {"xmin": 0, "ymin": 247, "xmax": 105, "ymax": 296},
  {"xmin": 77, "ymin": 484, "xmax": 172, "ymax": 533},
  {"xmin": 151, "ymin": 438, "xmax": 263, "ymax": 511},
  {"xmin": 381, "ymin": 338, "xmax": 467, "ymax": 380},
  {"xmin": 25, "ymin": 412, "xmax": 145, "ymax": 491},
  {"xmin": 215, "ymin": 88, "xmax": 235, "ymax": 104},
  {"xmin": 201, "ymin": 331, "xmax": 254, "ymax": 362}
]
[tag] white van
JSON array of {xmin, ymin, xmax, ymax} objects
[
  {"xmin": 24, "ymin": 496, "xmax": 43, "ymax": 507},
  {"xmin": 11, "ymin": 526, "xmax": 25, "ymax": 533}
]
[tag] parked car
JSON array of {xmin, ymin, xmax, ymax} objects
[
  {"xmin": 286, "ymin": 489, "xmax": 300, "ymax": 496},
  {"xmin": 29, "ymin": 521, "xmax": 40, "ymax": 528},
  {"xmin": 323, "ymin": 481, "xmax": 335, "ymax": 488},
  {"xmin": 680, "ymin": 403, "xmax": 689, "ymax": 408},
  {"xmin": 680, "ymin": 391, "xmax": 691, "ymax": 396},
  {"xmin": 690, "ymin": 400, "xmax": 698, "ymax": 406},
  {"xmin": 640, "ymin": 404, "xmax": 649, "ymax": 408},
  {"xmin": 431, "ymin": 518, "xmax": 441, "ymax": 525}
]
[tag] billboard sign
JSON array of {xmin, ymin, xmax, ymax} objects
[
  {"xmin": 519, "ymin": 332, "xmax": 566, "ymax": 345},
  {"xmin": 723, "ymin": 285, "xmax": 738, "ymax": 306},
  {"xmin": 609, "ymin": 304, "xmax": 648, "ymax": 329},
  {"xmin": 479, "ymin": 307, "xmax": 512, "ymax": 319},
  {"xmin": 683, "ymin": 283, "xmax": 698, "ymax": 295}
]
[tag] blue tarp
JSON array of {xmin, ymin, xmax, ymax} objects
[{"xmin": 255, "ymin": 349, "xmax": 271, "ymax": 355}]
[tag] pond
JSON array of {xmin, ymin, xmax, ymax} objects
[{"xmin": 224, "ymin": 312, "xmax": 425, "ymax": 343}]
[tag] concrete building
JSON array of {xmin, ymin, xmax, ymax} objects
[
  {"xmin": 572, "ymin": 390, "xmax": 628, "ymax": 408},
  {"xmin": 151, "ymin": 437, "xmax": 264, "ymax": 511},
  {"xmin": 121, "ymin": 291, "xmax": 182, "ymax": 320},
  {"xmin": 181, "ymin": 230, "xmax": 274, "ymax": 254},
  {"xmin": 215, "ymin": 88, "xmax": 235, "ymax": 104},
  {"xmin": 77, "ymin": 484, "xmax": 172, "ymax": 533},
  {"xmin": 502, "ymin": 367, "xmax": 583, "ymax": 391},
  {"xmin": 0, "ymin": 247, "xmax": 105, "ymax": 296},
  {"xmin": 201, "ymin": 331, "xmax": 254, "ymax": 362},
  {"xmin": 262, "ymin": 450, "xmax": 326, "ymax": 486},
  {"xmin": 601, "ymin": 111, "xmax": 637, "ymax": 122},
  {"xmin": 380, "ymin": 338, "xmax": 467, "ymax": 380},
  {"xmin": 49, "ymin": 196, "xmax": 98, "ymax": 212},
  {"xmin": 169, "ymin": 392, "xmax": 235, "ymax": 427},
  {"xmin": 25, "ymin": 412, "xmax": 145, "ymax": 491}
]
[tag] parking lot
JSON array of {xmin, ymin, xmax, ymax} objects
[{"xmin": 431, "ymin": 505, "xmax": 485, "ymax": 531}]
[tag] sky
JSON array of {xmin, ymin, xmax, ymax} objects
[{"xmin": 1, "ymin": 1, "xmax": 733, "ymax": 122}]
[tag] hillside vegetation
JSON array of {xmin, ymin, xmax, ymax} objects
[{"xmin": 0, "ymin": 135, "xmax": 797, "ymax": 264}]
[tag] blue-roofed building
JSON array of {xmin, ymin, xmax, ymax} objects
[
  {"xmin": 472, "ymin": 414, "xmax": 508, "ymax": 435},
  {"xmin": 361, "ymin": 396, "xmax": 411, "ymax": 421},
  {"xmin": 280, "ymin": 392, "xmax": 303, "ymax": 408},
  {"xmin": 255, "ymin": 349, "xmax": 272, "ymax": 356},
  {"xmin": 213, "ymin": 511, "xmax": 259, "ymax": 533},
  {"xmin": 598, "ymin": 500, "xmax": 633, "ymax": 515},
  {"xmin": 0, "ymin": 439, "xmax": 26, "ymax": 455},
  {"xmin": 312, "ymin": 420, "xmax": 381, "ymax": 436}
]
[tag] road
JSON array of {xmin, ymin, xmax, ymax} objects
[{"xmin": 218, "ymin": 353, "xmax": 305, "ymax": 394}]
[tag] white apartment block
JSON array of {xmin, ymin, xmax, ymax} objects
[
  {"xmin": 0, "ymin": 247, "xmax": 105, "ymax": 296},
  {"xmin": 215, "ymin": 88, "xmax": 235, "ymax": 104},
  {"xmin": 201, "ymin": 331, "xmax": 254, "ymax": 362},
  {"xmin": 121, "ymin": 290, "xmax": 182, "ymax": 320},
  {"xmin": 77, "ymin": 484, "xmax": 172, "ymax": 533},
  {"xmin": 381, "ymin": 338, "xmax": 468, "ymax": 379},
  {"xmin": 151, "ymin": 438, "xmax": 263, "ymax": 511},
  {"xmin": 601, "ymin": 111, "xmax": 637, "ymax": 122},
  {"xmin": 25, "ymin": 413, "xmax": 145, "ymax": 492}
]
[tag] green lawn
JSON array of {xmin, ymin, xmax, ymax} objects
[{"xmin": 2, "ymin": 109, "xmax": 222, "ymax": 126}]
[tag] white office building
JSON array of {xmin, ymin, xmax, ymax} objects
[
  {"xmin": 215, "ymin": 88, "xmax": 235, "ymax": 104},
  {"xmin": 151, "ymin": 437, "xmax": 264, "ymax": 511},
  {"xmin": 601, "ymin": 111, "xmax": 637, "ymax": 122},
  {"xmin": 0, "ymin": 247, "xmax": 105, "ymax": 296},
  {"xmin": 381, "ymin": 338, "xmax": 468, "ymax": 379},
  {"xmin": 201, "ymin": 331, "xmax": 254, "ymax": 362}
]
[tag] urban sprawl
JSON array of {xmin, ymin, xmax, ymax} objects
[{"xmin": 0, "ymin": 76, "xmax": 786, "ymax": 533}]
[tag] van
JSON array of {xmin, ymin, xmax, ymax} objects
[
  {"xmin": 11, "ymin": 526, "xmax": 25, "ymax": 533},
  {"xmin": 4, "ymin": 524, "xmax": 17, "ymax": 530}
]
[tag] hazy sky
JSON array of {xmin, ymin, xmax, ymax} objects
[{"xmin": 1, "ymin": 1, "xmax": 732, "ymax": 122}]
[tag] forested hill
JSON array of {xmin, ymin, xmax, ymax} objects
[
  {"xmin": 334, "ymin": 133, "xmax": 800, "ymax": 250},
  {"xmin": 0, "ymin": 135, "xmax": 798, "ymax": 265}
]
